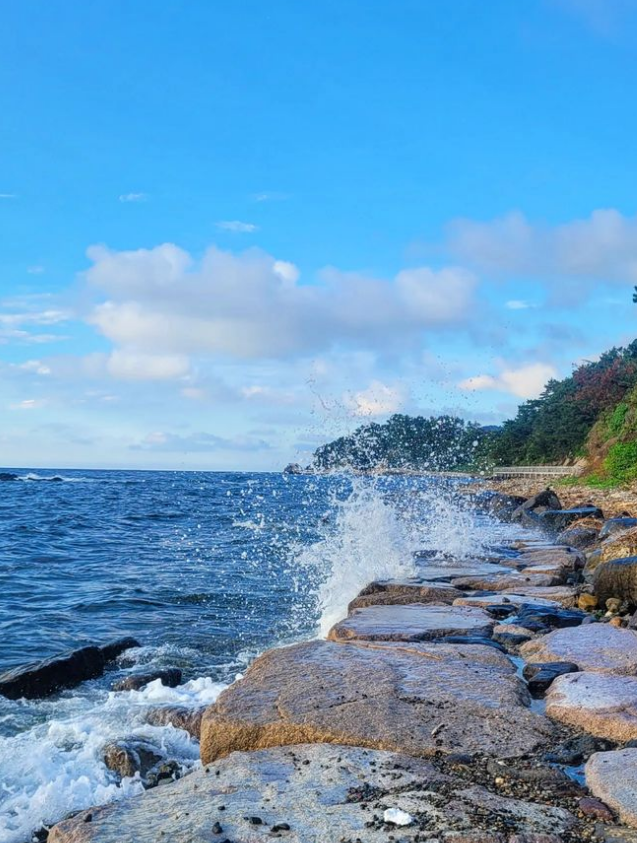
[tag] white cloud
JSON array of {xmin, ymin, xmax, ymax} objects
[
  {"xmin": 18, "ymin": 360, "xmax": 51, "ymax": 375},
  {"xmin": 85, "ymin": 243, "xmax": 478, "ymax": 360},
  {"xmin": 9, "ymin": 398, "xmax": 47, "ymax": 410},
  {"xmin": 119, "ymin": 193, "xmax": 148, "ymax": 203},
  {"xmin": 27, "ymin": 265, "xmax": 45, "ymax": 275},
  {"xmin": 106, "ymin": 350, "xmax": 190, "ymax": 381},
  {"xmin": 506, "ymin": 300, "xmax": 534, "ymax": 310},
  {"xmin": 216, "ymin": 220, "xmax": 259, "ymax": 233},
  {"xmin": 447, "ymin": 209, "xmax": 637, "ymax": 298},
  {"xmin": 459, "ymin": 362, "xmax": 558, "ymax": 399},
  {"xmin": 346, "ymin": 380, "xmax": 406, "ymax": 416}
]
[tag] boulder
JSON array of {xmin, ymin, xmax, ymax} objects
[
  {"xmin": 599, "ymin": 527, "xmax": 637, "ymax": 564},
  {"xmin": 556, "ymin": 527, "xmax": 600, "ymax": 550},
  {"xmin": 586, "ymin": 749, "xmax": 637, "ymax": 827},
  {"xmin": 537, "ymin": 507, "xmax": 604, "ymax": 532},
  {"xmin": 145, "ymin": 705, "xmax": 205, "ymax": 738},
  {"xmin": 0, "ymin": 638, "xmax": 141, "ymax": 700},
  {"xmin": 415, "ymin": 562, "xmax": 513, "ymax": 582},
  {"xmin": 199, "ymin": 639, "xmax": 554, "ymax": 764},
  {"xmin": 102, "ymin": 739, "xmax": 162, "ymax": 781},
  {"xmin": 594, "ymin": 557, "xmax": 637, "ymax": 606},
  {"xmin": 600, "ymin": 518, "xmax": 637, "ymax": 540},
  {"xmin": 520, "ymin": 623, "xmax": 637, "ymax": 675},
  {"xmin": 511, "ymin": 490, "xmax": 562, "ymax": 524},
  {"xmin": 472, "ymin": 490, "xmax": 527, "ymax": 521},
  {"xmin": 522, "ymin": 662, "xmax": 579, "ymax": 697},
  {"xmin": 112, "ymin": 668, "xmax": 182, "ymax": 692},
  {"xmin": 328, "ymin": 603, "xmax": 494, "ymax": 643},
  {"xmin": 512, "ymin": 605, "xmax": 586, "ymax": 632},
  {"xmin": 349, "ymin": 579, "xmax": 461, "ymax": 611},
  {"xmin": 546, "ymin": 673, "xmax": 637, "ymax": 742},
  {"xmin": 48, "ymin": 744, "xmax": 578, "ymax": 843}
]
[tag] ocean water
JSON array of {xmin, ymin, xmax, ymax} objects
[{"xmin": 0, "ymin": 469, "xmax": 522, "ymax": 843}]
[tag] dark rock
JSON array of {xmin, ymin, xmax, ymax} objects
[
  {"xmin": 538, "ymin": 507, "xmax": 605, "ymax": 532},
  {"xmin": 112, "ymin": 668, "xmax": 182, "ymax": 692},
  {"xmin": 283, "ymin": 463, "xmax": 304, "ymax": 475},
  {"xmin": 145, "ymin": 705, "xmax": 205, "ymax": 738},
  {"xmin": 543, "ymin": 734, "xmax": 614, "ymax": 765},
  {"xmin": 472, "ymin": 491, "xmax": 527, "ymax": 522},
  {"xmin": 145, "ymin": 760, "xmax": 181, "ymax": 787},
  {"xmin": 512, "ymin": 490, "xmax": 563, "ymax": 523},
  {"xmin": 556, "ymin": 527, "xmax": 600, "ymax": 550},
  {"xmin": 99, "ymin": 637, "xmax": 140, "ymax": 663},
  {"xmin": 0, "ymin": 637, "xmax": 140, "ymax": 700},
  {"xmin": 595, "ymin": 557, "xmax": 637, "ymax": 606},
  {"xmin": 436, "ymin": 635, "xmax": 506, "ymax": 651},
  {"xmin": 102, "ymin": 739, "xmax": 162, "ymax": 781},
  {"xmin": 513, "ymin": 605, "xmax": 586, "ymax": 630},
  {"xmin": 522, "ymin": 661, "xmax": 579, "ymax": 697},
  {"xmin": 600, "ymin": 518, "xmax": 637, "ymax": 540}
]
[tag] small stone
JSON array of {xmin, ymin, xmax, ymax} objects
[
  {"xmin": 607, "ymin": 598, "xmax": 622, "ymax": 614},
  {"xmin": 382, "ymin": 807, "xmax": 413, "ymax": 826},
  {"xmin": 271, "ymin": 823, "xmax": 291, "ymax": 831},
  {"xmin": 578, "ymin": 593, "xmax": 598, "ymax": 611},
  {"xmin": 212, "ymin": 821, "xmax": 223, "ymax": 834},
  {"xmin": 610, "ymin": 616, "xmax": 624, "ymax": 627},
  {"xmin": 578, "ymin": 796, "xmax": 614, "ymax": 821},
  {"xmin": 245, "ymin": 816, "xmax": 263, "ymax": 825}
]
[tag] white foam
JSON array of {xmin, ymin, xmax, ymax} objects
[{"xmin": 0, "ymin": 678, "xmax": 225, "ymax": 843}]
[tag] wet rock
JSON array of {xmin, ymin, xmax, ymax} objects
[
  {"xmin": 513, "ymin": 605, "xmax": 586, "ymax": 631},
  {"xmin": 512, "ymin": 490, "xmax": 563, "ymax": 524},
  {"xmin": 145, "ymin": 706, "xmax": 205, "ymax": 739},
  {"xmin": 199, "ymin": 639, "xmax": 554, "ymax": 764},
  {"xmin": 556, "ymin": 527, "xmax": 600, "ymax": 550},
  {"xmin": 102, "ymin": 739, "xmax": 162, "ymax": 781},
  {"xmin": 546, "ymin": 673, "xmax": 637, "ymax": 741},
  {"xmin": 542, "ymin": 733, "xmax": 613, "ymax": 765},
  {"xmin": 328, "ymin": 603, "xmax": 495, "ymax": 643},
  {"xmin": 472, "ymin": 490, "xmax": 527, "ymax": 521},
  {"xmin": 493, "ymin": 625, "xmax": 535, "ymax": 651},
  {"xmin": 538, "ymin": 507, "xmax": 604, "ymax": 532},
  {"xmin": 520, "ymin": 623, "xmax": 637, "ymax": 674},
  {"xmin": 48, "ymin": 744, "xmax": 577, "ymax": 843},
  {"xmin": 145, "ymin": 760, "xmax": 181, "ymax": 787},
  {"xmin": 600, "ymin": 518, "xmax": 637, "ymax": 540},
  {"xmin": 453, "ymin": 594, "xmax": 561, "ymax": 610},
  {"xmin": 438, "ymin": 634, "xmax": 507, "ymax": 651},
  {"xmin": 452, "ymin": 572, "xmax": 564, "ymax": 591},
  {"xmin": 0, "ymin": 638, "xmax": 140, "ymax": 700},
  {"xmin": 348, "ymin": 579, "xmax": 461, "ymax": 611},
  {"xmin": 416, "ymin": 562, "xmax": 513, "ymax": 582},
  {"xmin": 522, "ymin": 662, "xmax": 579, "ymax": 697},
  {"xmin": 586, "ymin": 749, "xmax": 637, "ymax": 827},
  {"xmin": 112, "ymin": 668, "xmax": 182, "ymax": 692},
  {"xmin": 595, "ymin": 557, "xmax": 637, "ymax": 606}
]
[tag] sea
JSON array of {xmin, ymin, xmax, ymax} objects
[{"xmin": 0, "ymin": 468, "xmax": 525, "ymax": 843}]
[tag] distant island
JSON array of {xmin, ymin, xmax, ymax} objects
[{"xmin": 290, "ymin": 340, "xmax": 637, "ymax": 487}]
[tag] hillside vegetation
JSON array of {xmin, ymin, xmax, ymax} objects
[{"xmin": 311, "ymin": 340, "xmax": 637, "ymax": 486}]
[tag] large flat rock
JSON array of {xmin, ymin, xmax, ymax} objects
[
  {"xmin": 502, "ymin": 586, "xmax": 578, "ymax": 608},
  {"xmin": 200, "ymin": 639, "xmax": 554, "ymax": 764},
  {"xmin": 586, "ymin": 749, "xmax": 637, "ymax": 827},
  {"xmin": 328, "ymin": 603, "xmax": 494, "ymax": 642},
  {"xmin": 546, "ymin": 672, "xmax": 637, "ymax": 741},
  {"xmin": 452, "ymin": 572, "xmax": 562, "ymax": 591},
  {"xmin": 453, "ymin": 593, "xmax": 561, "ymax": 610},
  {"xmin": 349, "ymin": 578, "xmax": 462, "ymax": 611},
  {"xmin": 520, "ymin": 623, "xmax": 637, "ymax": 674},
  {"xmin": 415, "ymin": 562, "xmax": 513, "ymax": 582},
  {"xmin": 48, "ymin": 744, "xmax": 577, "ymax": 843}
]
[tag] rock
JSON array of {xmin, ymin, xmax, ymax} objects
[
  {"xmin": 610, "ymin": 616, "xmax": 625, "ymax": 628},
  {"xmin": 543, "ymin": 733, "xmax": 614, "ymax": 765},
  {"xmin": 452, "ymin": 572, "xmax": 563, "ymax": 591},
  {"xmin": 502, "ymin": 586, "xmax": 578, "ymax": 608},
  {"xmin": 578, "ymin": 796, "xmax": 615, "ymax": 822},
  {"xmin": 453, "ymin": 594, "xmax": 561, "ymax": 610},
  {"xmin": 0, "ymin": 638, "xmax": 140, "ymax": 700},
  {"xmin": 522, "ymin": 662, "xmax": 579, "ymax": 697},
  {"xmin": 283, "ymin": 463, "xmax": 304, "ymax": 474},
  {"xmin": 595, "ymin": 557, "xmax": 637, "ymax": 606},
  {"xmin": 472, "ymin": 490, "xmax": 527, "ymax": 521},
  {"xmin": 199, "ymin": 639, "xmax": 554, "ymax": 764},
  {"xmin": 515, "ymin": 548, "xmax": 585, "ymax": 571},
  {"xmin": 537, "ymin": 507, "xmax": 604, "ymax": 532},
  {"xmin": 513, "ymin": 605, "xmax": 586, "ymax": 632},
  {"xmin": 145, "ymin": 705, "xmax": 205, "ymax": 739},
  {"xmin": 600, "ymin": 518, "xmax": 637, "ymax": 540},
  {"xmin": 349, "ymin": 579, "xmax": 461, "ymax": 611},
  {"xmin": 599, "ymin": 527, "xmax": 637, "ymax": 565},
  {"xmin": 546, "ymin": 673, "xmax": 637, "ymax": 741},
  {"xmin": 327, "ymin": 603, "xmax": 495, "ymax": 642},
  {"xmin": 48, "ymin": 744, "xmax": 577, "ymax": 843},
  {"xmin": 556, "ymin": 527, "xmax": 600, "ymax": 550},
  {"xmin": 512, "ymin": 490, "xmax": 563, "ymax": 524},
  {"xmin": 102, "ymin": 739, "xmax": 162, "ymax": 781},
  {"xmin": 586, "ymin": 749, "xmax": 637, "ymax": 827},
  {"xmin": 416, "ymin": 562, "xmax": 513, "ymax": 582},
  {"xmin": 112, "ymin": 668, "xmax": 182, "ymax": 692},
  {"xmin": 578, "ymin": 593, "xmax": 598, "ymax": 610},
  {"xmin": 520, "ymin": 623, "xmax": 637, "ymax": 675}
]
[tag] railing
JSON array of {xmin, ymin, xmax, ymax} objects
[{"xmin": 490, "ymin": 465, "xmax": 581, "ymax": 479}]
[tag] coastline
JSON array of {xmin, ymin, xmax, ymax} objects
[{"xmin": 43, "ymin": 484, "xmax": 637, "ymax": 842}]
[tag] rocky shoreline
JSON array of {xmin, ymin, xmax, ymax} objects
[{"xmin": 20, "ymin": 486, "xmax": 637, "ymax": 841}]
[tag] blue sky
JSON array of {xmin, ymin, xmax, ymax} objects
[{"xmin": 2, "ymin": 0, "xmax": 637, "ymax": 469}]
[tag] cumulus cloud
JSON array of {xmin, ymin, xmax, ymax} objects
[
  {"xmin": 447, "ymin": 208, "xmax": 637, "ymax": 300},
  {"xmin": 459, "ymin": 362, "xmax": 557, "ymax": 399},
  {"xmin": 345, "ymin": 380, "xmax": 406, "ymax": 416},
  {"xmin": 85, "ymin": 243, "xmax": 478, "ymax": 361},
  {"xmin": 131, "ymin": 430, "xmax": 271, "ymax": 452},
  {"xmin": 216, "ymin": 220, "xmax": 259, "ymax": 233}
]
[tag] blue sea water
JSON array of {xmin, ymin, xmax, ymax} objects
[{"xmin": 0, "ymin": 468, "xmax": 520, "ymax": 843}]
